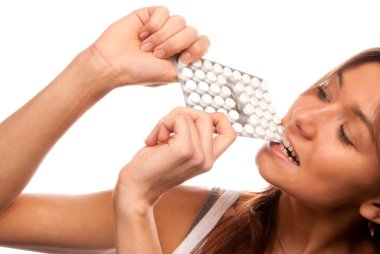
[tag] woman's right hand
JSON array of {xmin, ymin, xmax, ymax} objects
[
  {"xmin": 114, "ymin": 107, "xmax": 236, "ymax": 211},
  {"xmin": 88, "ymin": 6, "xmax": 210, "ymax": 90}
]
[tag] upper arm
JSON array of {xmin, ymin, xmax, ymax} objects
[{"xmin": 153, "ymin": 185, "xmax": 211, "ymax": 254}]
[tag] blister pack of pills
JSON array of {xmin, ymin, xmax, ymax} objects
[{"xmin": 174, "ymin": 58, "xmax": 284, "ymax": 142}]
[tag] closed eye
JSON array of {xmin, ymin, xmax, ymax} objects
[{"xmin": 338, "ymin": 125, "xmax": 355, "ymax": 148}]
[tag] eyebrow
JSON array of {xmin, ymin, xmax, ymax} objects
[{"xmin": 338, "ymin": 70, "xmax": 376, "ymax": 144}]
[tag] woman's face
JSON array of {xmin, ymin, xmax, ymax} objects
[{"xmin": 256, "ymin": 61, "xmax": 380, "ymax": 209}]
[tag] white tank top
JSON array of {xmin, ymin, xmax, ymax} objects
[{"xmin": 173, "ymin": 189, "xmax": 240, "ymax": 254}]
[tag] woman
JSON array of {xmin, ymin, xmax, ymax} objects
[
  {"xmin": 0, "ymin": 5, "xmax": 379, "ymax": 254},
  {"xmin": 113, "ymin": 48, "xmax": 380, "ymax": 253}
]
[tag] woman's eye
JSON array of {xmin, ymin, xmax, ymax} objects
[
  {"xmin": 317, "ymin": 86, "xmax": 329, "ymax": 101},
  {"xmin": 338, "ymin": 125, "xmax": 354, "ymax": 147}
]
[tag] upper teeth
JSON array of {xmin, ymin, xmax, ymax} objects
[{"xmin": 280, "ymin": 135, "xmax": 299, "ymax": 165}]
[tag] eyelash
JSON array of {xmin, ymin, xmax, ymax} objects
[
  {"xmin": 338, "ymin": 125, "xmax": 354, "ymax": 146},
  {"xmin": 317, "ymin": 86, "xmax": 328, "ymax": 101},
  {"xmin": 317, "ymin": 85, "xmax": 354, "ymax": 147}
]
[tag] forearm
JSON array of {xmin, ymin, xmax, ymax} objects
[
  {"xmin": 0, "ymin": 47, "xmax": 113, "ymax": 211},
  {"xmin": 114, "ymin": 188, "xmax": 162, "ymax": 254},
  {"xmin": 0, "ymin": 191, "xmax": 115, "ymax": 253}
]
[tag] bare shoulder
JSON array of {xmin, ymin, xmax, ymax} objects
[{"xmin": 153, "ymin": 185, "xmax": 212, "ymax": 254}]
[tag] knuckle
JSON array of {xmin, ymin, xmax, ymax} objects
[
  {"xmin": 147, "ymin": 19, "xmax": 162, "ymax": 32},
  {"xmin": 171, "ymin": 15, "xmax": 186, "ymax": 28},
  {"xmin": 201, "ymin": 158, "xmax": 214, "ymax": 171},
  {"xmin": 177, "ymin": 145, "xmax": 194, "ymax": 161},
  {"xmin": 192, "ymin": 152, "xmax": 205, "ymax": 167},
  {"xmin": 186, "ymin": 26, "xmax": 198, "ymax": 39}
]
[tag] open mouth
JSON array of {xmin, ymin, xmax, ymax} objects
[{"xmin": 279, "ymin": 135, "xmax": 300, "ymax": 166}]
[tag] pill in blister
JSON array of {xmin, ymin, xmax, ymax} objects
[
  {"xmin": 265, "ymin": 129, "xmax": 274, "ymax": 139},
  {"xmin": 187, "ymin": 92, "xmax": 200, "ymax": 105},
  {"xmin": 255, "ymin": 89, "xmax": 264, "ymax": 99},
  {"xmin": 197, "ymin": 81, "xmax": 209, "ymax": 93},
  {"xmin": 194, "ymin": 69, "xmax": 206, "ymax": 81},
  {"xmin": 259, "ymin": 99, "xmax": 268, "ymax": 110},
  {"xmin": 203, "ymin": 60, "xmax": 213, "ymax": 71},
  {"xmin": 263, "ymin": 111, "xmax": 273, "ymax": 121},
  {"xmin": 255, "ymin": 126, "xmax": 265, "ymax": 136},
  {"xmin": 200, "ymin": 94, "xmax": 212, "ymax": 107},
  {"xmin": 190, "ymin": 60, "xmax": 202, "ymax": 70},
  {"xmin": 242, "ymin": 74, "xmax": 251, "ymax": 84},
  {"xmin": 209, "ymin": 83, "xmax": 221, "ymax": 96},
  {"xmin": 249, "ymin": 114, "xmax": 260, "ymax": 126},
  {"xmin": 233, "ymin": 122, "xmax": 243, "ymax": 133},
  {"xmin": 260, "ymin": 118, "xmax": 269, "ymax": 128},
  {"xmin": 206, "ymin": 72, "xmax": 217, "ymax": 83},
  {"xmin": 205, "ymin": 106, "xmax": 216, "ymax": 113},
  {"xmin": 251, "ymin": 77, "xmax": 260, "ymax": 88},
  {"xmin": 255, "ymin": 107, "xmax": 264, "ymax": 117},
  {"xmin": 225, "ymin": 98, "xmax": 236, "ymax": 109},
  {"xmin": 233, "ymin": 82, "xmax": 246, "ymax": 94},
  {"xmin": 273, "ymin": 115, "xmax": 281, "ymax": 124},
  {"xmin": 213, "ymin": 96, "xmax": 224, "ymax": 107},
  {"xmin": 243, "ymin": 124, "xmax": 254, "ymax": 135},
  {"xmin": 228, "ymin": 110, "xmax": 240, "ymax": 121},
  {"xmin": 220, "ymin": 86, "xmax": 232, "ymax": 98},
  {"xmin": 181, "ymin": 68, "xmax": 193, "ymax": 80},
  {"xmin": 213, "ymin": 63, "xmax": 223, "ymax": 74},
  {"xmin": 239, "ymin": 93, "xmax": 250, "ymax": 104},
  {"xmin": 193, "ymin": 105, "xmax": 203, "ymax": 111},
  {"xmin": 243, "ymin": 103, "xmax": 255, "ymax": 115},
  {"xmin": 223, "ymin": 67, "xmax": 232, "ymax": 79},
  {"xmin": 217, "ymin": 75, "xmax": 227, "ymax": 86},
  {"xmin": 184, "ymin": 80, "xmax": 197, "ymax": 93},
  {"xmin": 269, "ymin": 121, "xmax": 278, "ymax": 132},
  {"xmin": 217, "ymin": 108, "xmax": 228, "ymax": 115},
  {"xmin": 232, "ymin": 70, "xmax": 241, "ymax": 82},
  {"xmin": 246, "ymin": 86, "xmax": 255, "ymax": 96},
  {"xmin": 251, "ymin": 96, "xmax": 259, "ymax": 106},
  {"xmin": 268, "ymin": 104, "xmax": 276, "ymax": 114}
]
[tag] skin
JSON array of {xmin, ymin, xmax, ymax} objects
[{"xmin": 256, "ymin": 62, "xmax": 380, "ymax": 253}]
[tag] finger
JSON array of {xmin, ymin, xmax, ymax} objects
[
  {"xmin": 145, "ymin": 121, "xmax": 162, "ymax": 146},
  {"xmin": 141, "ymin": 15, "xmax": 186, "ymax": 52},
  {"xmin": 152, "ymin": 26, "xmax": 198, "ymax": 59},
  {"xmin": 211, "ymin": 112, "xmax": 237, "ymax": 159},
  {"xmin": 136, "ymin": 6, "xmax": 170, "ymax": 40},
  {"xmin": 157, "ymin": 122, "xmax": 171, "ymax": 143},
  {"xmin": 179, "ymin": 35, "xmax": 210, "ymax": 64},
  {"xmin": 167, "ymin": 107, "xmax": 214, "ymax": 164}
]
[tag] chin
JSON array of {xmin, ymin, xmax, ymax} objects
[{"xmin": 255, "ymin": 144, "xmax": 275, "ymax": 183}]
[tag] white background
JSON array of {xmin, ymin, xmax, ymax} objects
[{"xmin": 0, "ymin": 0, "xmax": 379, "ymax": 253}]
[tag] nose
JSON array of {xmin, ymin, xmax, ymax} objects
[{"xmin": 291, "ymin": 107, "xmax": 318, "ymax": 140}]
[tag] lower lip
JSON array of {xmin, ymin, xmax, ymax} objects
[{"xmin": 268, "ymin": 142, "xmax": 299, "ymax": 167}]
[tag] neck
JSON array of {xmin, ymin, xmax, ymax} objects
[{"xmin": 274, "ymin": 192, "xmax": 374, "ymax": 254}]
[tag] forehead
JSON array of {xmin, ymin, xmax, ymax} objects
[{"xmin": 339, "ymin": 62, "xmax": 380, "ymax": 118}]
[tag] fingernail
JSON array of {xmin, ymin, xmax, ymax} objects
[
  {"xmin": 141, "ymin": 42, "xmax": 153, "ymax": 52},
  {"xmin": 140, "ymin": 31, "xmax": 149, "ymax": 40},
  {"xmin": 154, "ymin": 49, "xmax": 166, "ymax": 59},
  {"xmin": 179, "ymin": 52, "xmax": 191, "ymax": 63}
]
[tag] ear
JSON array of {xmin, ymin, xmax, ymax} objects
[{"xmin": 360, "ymin": 199, "xmax": 380, "ymax": 224}]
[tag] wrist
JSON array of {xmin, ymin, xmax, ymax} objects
[
  {"xmin": 113, "ymin": 184, "xmax": 154, "ymax": 218},
  {"xmin": 70, "ymin": 46, "xmax": 118, "ymax": 96}
]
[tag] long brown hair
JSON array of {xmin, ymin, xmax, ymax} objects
[{"xmin": 193, "ymin": 48, "xmax": 380, "ymax": 254}]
